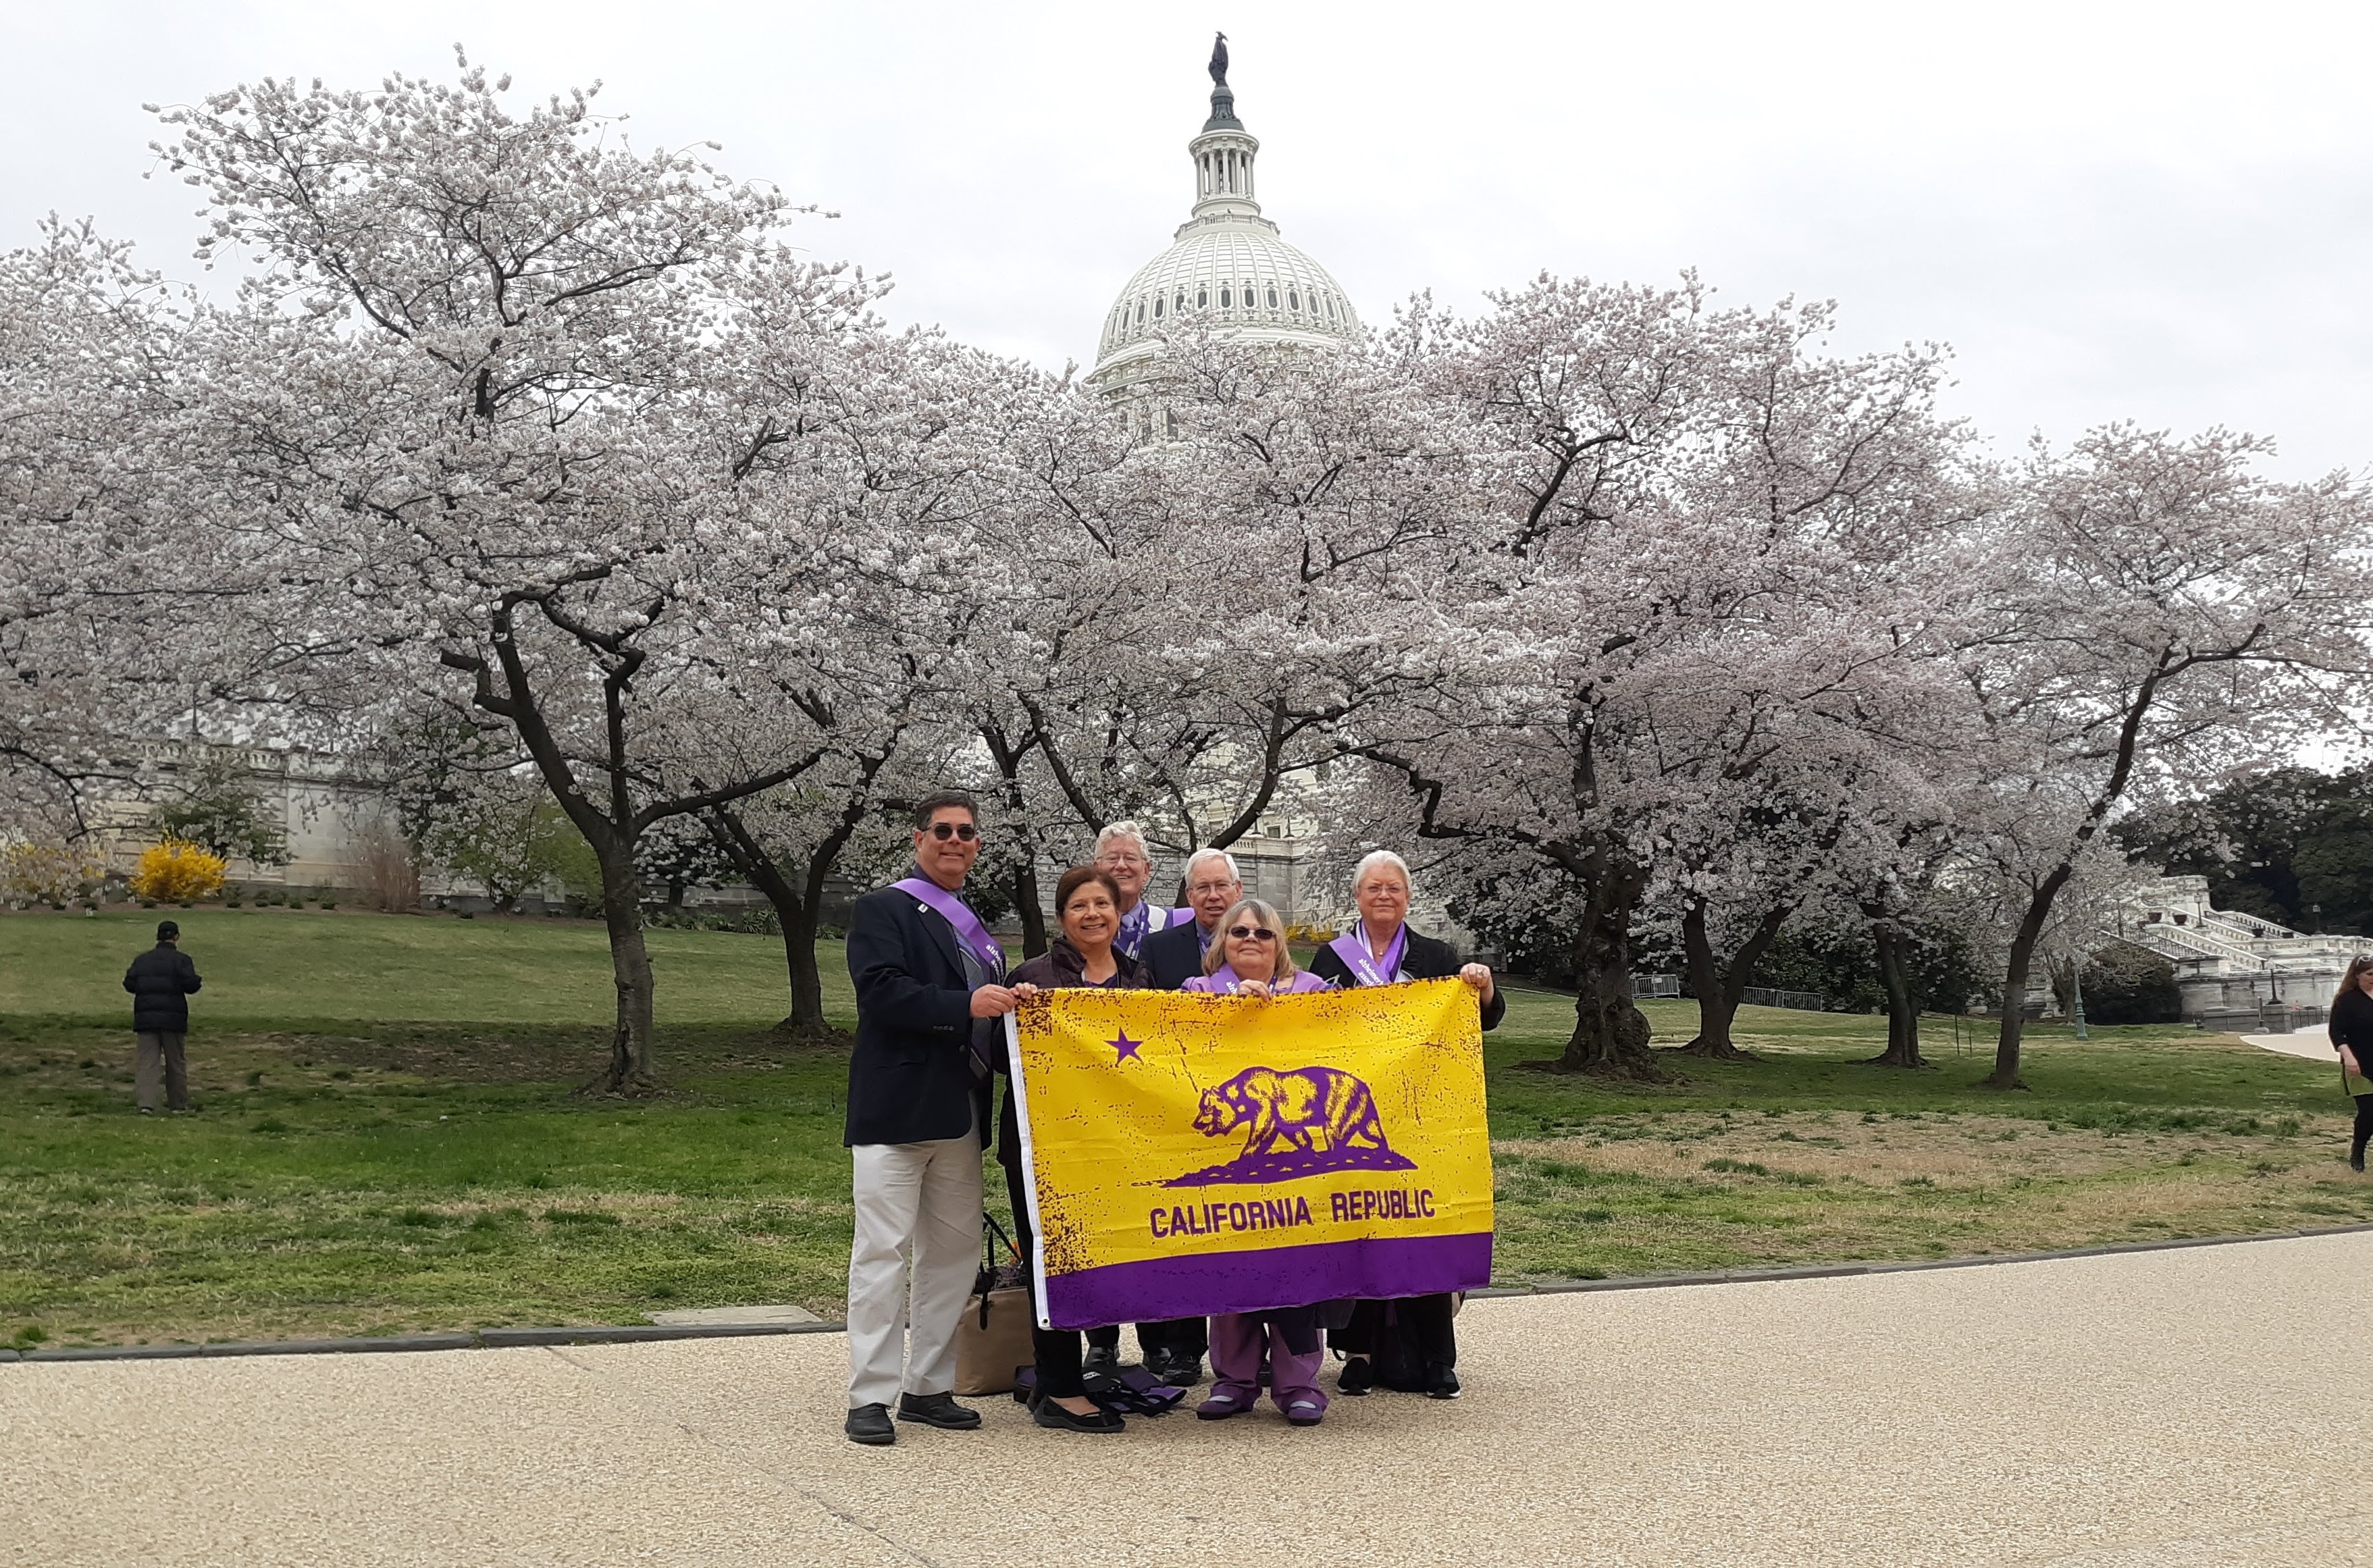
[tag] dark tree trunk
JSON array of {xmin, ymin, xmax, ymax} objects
[
  {"xmin": 1989, "ymin": 868, "xmax": 2071, "ymax": 1089},
  {"xmin": 1673, "ymin": 899, "xmax": 1786, "ymax": 1061},
  {"xmin": 1548, "ymin": 862, "xmax": 1663, "ymax": 1079},
  {"xmin": 703, "ymin": 806, "xmax": 856, "ymax": 1042},
  {"xmin": 595, "ymin": 841, "xmax": 657, "ymax": 1093},
  {"xmin": 1860, "ymin": 922, "xmax": 1927, "ymax": 1067},
  {"xmin": 1012, "ymin": 862, "xmax": 1048, "ymax": 959}
]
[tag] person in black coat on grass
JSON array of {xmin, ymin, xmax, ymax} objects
[
  {"xmin": 839, "ymin": 791, "xmax": 1029, "ymax": 1448},
  {"xmin": 999, "ymin": 864, "xmax": 1156, "ymax": 1433},
  {"xmin": 1307, "ymin": 850, "xmax": 1501, "ymax": 1401},
  {"xmin": 123, "ymin": 919, "xmax": 202, "ymax": 1114},
  {"xmin": 2330, "ymin": 955, "xmax": 2373, "ymax": 1171}
]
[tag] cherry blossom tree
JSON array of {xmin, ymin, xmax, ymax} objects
[
  {"xmin": 158, "ymin": 57, "xmax": 958, "ymax": 1091},
  {"xmin": 1951, "ymin": 426, "xmax": 2373, "ymax": 1088}
]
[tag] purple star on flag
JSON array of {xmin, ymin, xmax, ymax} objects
[{"xmin": 1107, "ymin": 1030, "xmax": 1144, "ymax": 1063}]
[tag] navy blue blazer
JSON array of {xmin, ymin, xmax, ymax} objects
[
  {"xmin": 1142, "ymin": 918, "xmax": 1218, "ymax": 991},
  {"xmin": 843, "ymin": 883, "xmax": 992, "ymax": 1147},
  {"xmin": 1307, "ymin": 929, "xmax": 1507, "ymax": 1032}
]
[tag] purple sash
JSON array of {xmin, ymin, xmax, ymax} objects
[
  {"xmin": 893, "ymin": 877, "xmax": 1006, "ymax": 974},
  {"xmin": 1184, "ymin": 964, "xmax": 1331, "ymax": 995},
  {"xmin": 1328, "ymin": 923, "xmax": 1407, "ymax": 988}
]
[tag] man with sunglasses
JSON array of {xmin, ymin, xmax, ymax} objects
[{"xmin": 841, "ymin": 790, "xmax": 1033, "ymax": 1446}]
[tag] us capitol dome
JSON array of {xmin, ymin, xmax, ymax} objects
[{"xmin": 1088, "ymin": 37, "xmax": 1362, "ymax": 396}]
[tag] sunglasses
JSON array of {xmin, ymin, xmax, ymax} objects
[
  {"xmin": 1226, "ymin": 925, "xmax": 1278, "ymax": 943},
  {"xmin": 925, "ymin": 822, "xmax": 979, "ymax": 841}
]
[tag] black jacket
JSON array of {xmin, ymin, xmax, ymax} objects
[
  {"xmin": 124, "ymin": 943, "xmax": 201, "ymax": 1033},
  {"xmin": 1307, "ymin": 928, "xmax": 1506, "ymax": 1032},
  {"xmin": 2332, "ymin": 986, "xmax": 2373, "ymax": 1058},
  {"xmin": 843, "ymin": 883, "xmax": 996, "ymax": 1147},
  {"xmin": 997, "ymin": 937, "xmax": 1154, "ymax": 1164},
  {"xmin": 1142, "ymin": 919, "xmax": 1217, "ymax": 991}
]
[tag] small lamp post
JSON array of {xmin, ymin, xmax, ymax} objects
[{"xmin": 2071, "ymin": 961, "xmax": 2089, "ymax": 1041}]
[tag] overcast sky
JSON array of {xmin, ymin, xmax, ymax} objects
[{"xmin": 5, "ymin": 1, "xmax": 2369, "ymax": 479}]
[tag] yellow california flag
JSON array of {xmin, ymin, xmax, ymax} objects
[{"xmin": 1008, "ymin": 977, "xmax": 1494, "ymax": 1330}]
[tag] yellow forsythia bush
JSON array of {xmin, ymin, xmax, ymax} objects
[{"xmin": 128, "ymin": 839, "xmax": 228, "ymax": 903}]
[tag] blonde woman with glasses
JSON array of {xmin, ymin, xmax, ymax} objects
[{"xmin": 1177, "ymin": 897, "xmax": 1334, "ymax": 1423}]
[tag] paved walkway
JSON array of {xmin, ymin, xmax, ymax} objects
[
  {"xmin": 9, "ymin": 1234, "xmax": 2373, "ymax": 1567},
  {"xmin": 2244, "ymin": 1030, "xmax": 2338, "ymax": 1065}
]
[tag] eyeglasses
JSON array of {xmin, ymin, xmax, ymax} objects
[
  {"xmin": 1097, "ymin": 854, "xmax": 1149, "ymax": 869},
  {"xmin": 1226, "ymin": 926, "xmax": 1278, "ymax": 943},
  {"xmin": 926, "ymin": 822, "xmax": 979, "ymax": 841},
  {"xmin": 1185, "ymin": 881, "xmax": 1239, "ymax": 896}
]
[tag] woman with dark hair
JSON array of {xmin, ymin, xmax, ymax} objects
[
  {"xmin": 999, "ymin": 864, "xmax": 1153, "ymax": 1432},
  {"xmin": 1178, "ymin": 896, "xmax": 1336, "ymax": 1426},
  {"xmin": 2330, "ymin": 956, "xmax": 2373, "ymax": 1172}
]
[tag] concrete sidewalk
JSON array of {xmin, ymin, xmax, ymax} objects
[{"xmin": 9, "ymin": 1234, "xmax": 2373, "ymax": 1567}]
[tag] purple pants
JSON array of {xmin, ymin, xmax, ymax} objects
[{"xmin": 1207, "ymin": 1313, "xmax": 1328, "ymax": 1417}]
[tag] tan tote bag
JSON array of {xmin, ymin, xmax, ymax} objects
[{"xmin": 954, "ymin": 1211, "xmax": 1037, "ymax": 1396}]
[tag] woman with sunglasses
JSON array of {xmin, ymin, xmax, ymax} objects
[
  {"xmin": 2331, "ymin": 955, "xmax": 2373, "ymax": 1172},
  {"xmin": 1307, "ymin": 849, "xmax": 1501, "ymax": 1401},
  {"xmin": 999, "ymin": 864, "xmax": 1155, "ymax": 1433},
  {"xmin": 1179, "ymin": 897, "xmax": 1332, "ymax": 998},
  {"xmin": 1178, "ymin": 897, "xmax": 1335, "ymax": 1425}
]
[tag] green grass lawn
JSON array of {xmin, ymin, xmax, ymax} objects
[{"xmin": 2, "ymin": 908, "xmax": 2363, "ymax": 1347}]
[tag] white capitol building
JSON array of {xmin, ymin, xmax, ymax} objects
[{"xmin": 1088, "ymin": 40, "xmax": 1362, "ymax": 399}]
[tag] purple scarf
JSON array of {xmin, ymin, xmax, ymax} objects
[
  {"xmin": 1328, "ymin": 922, "xmax": 1408, "ymax": 988},
  {"xmin": 893, "ymin": 877, "xmax": 1006, "ymax": 976},
  {"xmin": 1116, "ymin": 901, "xmax": 1193, "ymax": 961},
  {"xmin": 1184, "ymin": 964, "xmax": 1332, "ymax": 995}
]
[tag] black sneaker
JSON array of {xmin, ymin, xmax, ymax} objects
[
  {"xmin": 1424, "ymin": 1363, "xmax": 1461, "ymax": 1400},
  {"xmin": 1082, "ymin": 1342, "xmax": 1120, "ymax": 1381},
  {"xmin": 896, "ymin": 1391, "xmax": 981, "ymax": 1430},
  {"xmin": 844, "ymin": 1403, "xmax": 895, "ymax": 1446},
  {"xmin": 1337, "ymin": 1357, "xmax": 1374, "ymax": 1396}
]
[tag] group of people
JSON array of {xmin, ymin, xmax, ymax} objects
[{"xmin": 839, "ymin": 790, "xmax": 1502, "ymax": 1445}]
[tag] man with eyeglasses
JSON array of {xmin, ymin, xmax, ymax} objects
[
  {"xmin": 1119, "ymin": 846, "xmax": 1247, "ymax": 1385},
  {"xmin": 840, "ymin": 790, "xmax": 1033, "ymax": 1446},
  {"xmin": 1094, "ymin": 820, "xmax": 1187, "ymax": 962}
]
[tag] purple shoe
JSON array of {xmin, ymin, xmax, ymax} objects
[
  {"xmin": 1284, "ymin": 1399, "xmax": 1325, "ymax": 1427},
  {"xmin": 1196, "ymin": 1392, "xmax": 1252, "ymax": 1421}
]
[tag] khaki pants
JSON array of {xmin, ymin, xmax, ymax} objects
[
  {"xmin": 846, "ymin": 1126, "xmax": 982, "ymax": 1410},
  {"xmin": 135, "ymin": 1031, "xmax": 188, "ymax": 1112}
]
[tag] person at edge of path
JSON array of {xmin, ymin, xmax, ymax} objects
[
  {"xmin": 1128, "ymin": 846, "xmax": 1246, "ymax": 1386},
  {"xmin": 2331, "ymin": 954, "xmax": 2373, "ymax": 1172},
  {"xmin": 1078, "ymin": 818, "xmax": 1189, "ymax": 1380},
  {"xmin": 124, "ymin": 918, "xmax": 202, "ymax": 1114},
  {"xmin": 999, "ymin": 864, "xmax": 1154, "ymax": 1434},
  {"xmin": 841, "ymin": 790, "xmax": 1033, "ymax": 1448},
  {"xmin": 1181, "ymin": 897, "xmax": 1336, "ymax": 1428},
  {"xmin": 1308, "ymin": 849, "xmax": 1503, "ymax": 1402}
]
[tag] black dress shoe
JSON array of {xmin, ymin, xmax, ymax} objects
[
  {"xmin": 2353, "ymin": 1149, "xmax": 2366, "ymax": 1173},
  {"xmin": 1033, "ymin": 1399, "xmax": 1124, "ymax": 1433},
  {"xmin": 1424, "ymin": 1363, "xmax": 1461, "ymax": 1400},
  {"xmin": 896, "ymin": 1391, "xmax": 981, "ymax": 1429},
  {"xmin": 844, "ymin": 1403, "xmax": 895, "ymax": 1445}
]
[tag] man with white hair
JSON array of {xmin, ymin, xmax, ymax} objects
[
  {"xmin": 1142, "ymin": 846, "xmax": 1242, "ymax": 990},
  {"xmin": 1093, "ymin": 820, "xmax": 1187, "ymax": 962}
]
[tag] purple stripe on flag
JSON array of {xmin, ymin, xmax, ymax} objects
[{"xmin": 1039, "ymin": 1232, "xmax": 1492, "ymax": 1330}]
